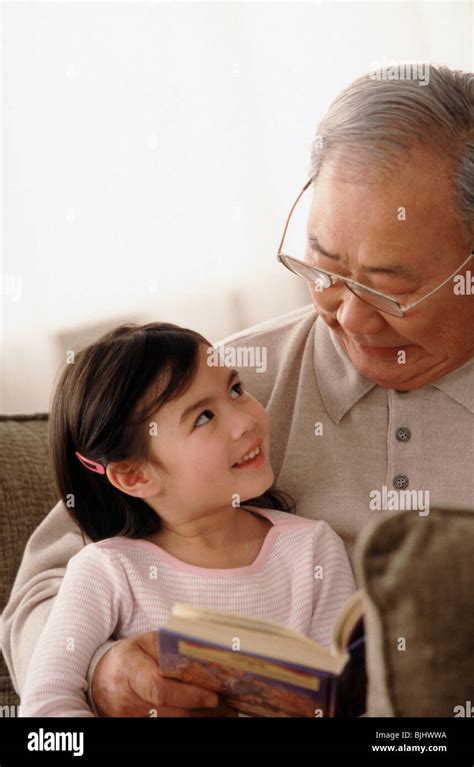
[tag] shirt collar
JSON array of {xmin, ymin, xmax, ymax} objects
[
  {"xmin": 314, "ymin": 318, "xmax": 375, "ymax": 423},
  {"xmin": 314, "ymin": 316, "xmax": 474, "ymax": 422},
  {"xmin": 430, "ymin": 356, "xmax": 474, "ymax": 414}
]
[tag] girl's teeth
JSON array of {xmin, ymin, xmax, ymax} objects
[{"xmin": 236, "ymin": 445, "xmax": 260, "ymax": 465}]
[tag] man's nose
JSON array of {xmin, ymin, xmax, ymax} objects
[{"xmin": 336, "ymin": 290, "xmax": 387, "ymax": 334}]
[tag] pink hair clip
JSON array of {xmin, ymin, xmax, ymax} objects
[{"xmin": 75, "ymin": 451, "xmax": 106, "ymax": 475}]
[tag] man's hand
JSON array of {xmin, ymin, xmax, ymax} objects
[{"xmin": 91, "ymin": 630, "xmax": 237, "ymax": 717}]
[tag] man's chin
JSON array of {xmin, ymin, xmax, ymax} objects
[
  {"xmin": 345, "ymin": 347, "xmax": 424, "ymax": 389},
  {"xmin": 346, "ymin": 350, "xmax": 458, "ymax": 390}
]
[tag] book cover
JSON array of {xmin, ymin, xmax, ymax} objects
[{"xmin": 157, "ymin": 594, "xmax": 365, "ymax": 718}]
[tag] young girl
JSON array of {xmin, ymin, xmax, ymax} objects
[{"xmin": 20, "ymin": 322, "xmax": 356, "ymax": 717}]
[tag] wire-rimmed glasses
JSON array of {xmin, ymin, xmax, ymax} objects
[{"xmin": 277, "ymin": 177, "xmax": 474, "ymax": 318}]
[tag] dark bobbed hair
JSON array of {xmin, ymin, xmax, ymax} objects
[{"xmin": 50, "ymin": 322, "xmax": 295, "ymax": 542}]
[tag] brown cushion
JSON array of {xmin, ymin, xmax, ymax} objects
[
  {"xmin": 354, "ymin": 507, "xmax": 474, "ymax": 716},
  {"xmin": 0, "ymin": 414, "xmax": 57, "ymax": 707}
]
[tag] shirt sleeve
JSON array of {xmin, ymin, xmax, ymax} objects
[
  {"xmin": 308, "ymin": 521, "xmax": 356, "ymax": 647},
  {"xmin": 0, "ymin": 500, "xmax": 85, "ymax": 695},
  {"xmin": 19, "ymin": 544, "xmax": 130, "ymax": 717}
]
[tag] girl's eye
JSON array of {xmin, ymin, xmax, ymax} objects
[
  {"xmin": 193, "ymin": 382, "xmax": 244, "ymax": 428},
  {"xmin": 230, "ymin": 381, "xmax": 244, "ymax": 399},
  {"xmin": 194, "ymin": 409, "xmax": 214, "ymax": 428}
]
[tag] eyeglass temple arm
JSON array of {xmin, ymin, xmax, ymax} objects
[
  {"xmin": 276, "ymin": 176, "xmax": 316, "ymax": 256},
  {"xmin": 402, "ymin": 252, "xmax": 474, "ymax": 312}
]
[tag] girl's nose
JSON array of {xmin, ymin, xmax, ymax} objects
[
  {"xmin": 336, "ymin": 289, "xmax": 386, "ymax": 335},
  {"xmin": 229, "ymin": 410, "xmax": 258, "ymax": 440}
]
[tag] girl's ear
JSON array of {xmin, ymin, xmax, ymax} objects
[{"xmin": 106, "ymin": 460, "xmax": 163, "ymax": 499}]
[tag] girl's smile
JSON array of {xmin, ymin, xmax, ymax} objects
[
  {"xmin": 232, "ymin": 441, "xmax": 265, "ymax": 469},
  {"xmin": 130, "ymin": 343, "xmax": 274, "ymax": 544}
]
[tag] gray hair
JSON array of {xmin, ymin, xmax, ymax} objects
[{"xmin": 310, "ymin": 65, "xmax": 474, "ymax": 236}]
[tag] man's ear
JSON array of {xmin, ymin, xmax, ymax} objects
[{"xmin": 106, "ymin": 460, "xmax": 163, "ymax": 499}]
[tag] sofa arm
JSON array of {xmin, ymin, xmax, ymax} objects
[{"xmin": 354, "ymin": 506, "xmax": 474, "ymax": 717}]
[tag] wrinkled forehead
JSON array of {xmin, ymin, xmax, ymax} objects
[
  {"xmin": 311, "ymin": 146, "xmax": 459, "ymax": 220},
  {"xmin": 307, "ymin": 149, "xmax": 467, "ymax": 265}
]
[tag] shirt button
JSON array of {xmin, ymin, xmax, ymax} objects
[
  {"xmin": 393, "ymin": 474, "xmax": 409, "ymax": 489},
  {"xmin": 396, "ymin": 426, "xmax": 411, "ymax": 442}
]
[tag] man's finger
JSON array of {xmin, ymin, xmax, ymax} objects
[
  {"xmin": 133, "ymin": 630, "xmax": 161, "ymax": 664},
  {"xmin": 128, "ymin": 658, "xmax": 219, "ymax": 709}
]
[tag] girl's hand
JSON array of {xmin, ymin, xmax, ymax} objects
[{"xmin": 91, "ymin": 630, "xmax": 237, "ymax": 717}]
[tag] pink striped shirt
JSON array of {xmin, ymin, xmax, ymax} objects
[{"xmin": 20, "ymin": 507, "xmax": 355, "ymax": 717}]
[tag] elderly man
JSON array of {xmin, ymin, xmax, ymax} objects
[{"xmin": 2, "ymin": 64, "xmax": 473, "ymax": 718}]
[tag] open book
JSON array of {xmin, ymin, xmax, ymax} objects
[{"xmin": 157, "ymin": 590, "xmax": 365, "ymax": 718}]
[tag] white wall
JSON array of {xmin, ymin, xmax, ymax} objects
[{"xmin": 1, "ymin": 1, "xmax": 472, "ymax": 412}]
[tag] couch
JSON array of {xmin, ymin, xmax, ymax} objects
[
  {"xmin": 0, "ymin": 415, "xmax": 58, "ymax": 707},
  {"xmin": 1, "ymin": 414, "xmax": 473, "ymax": 716}
]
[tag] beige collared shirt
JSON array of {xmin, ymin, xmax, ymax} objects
[{"xmin": 221, "ymin": 304, "xmax": 474, "ymax": 557}]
